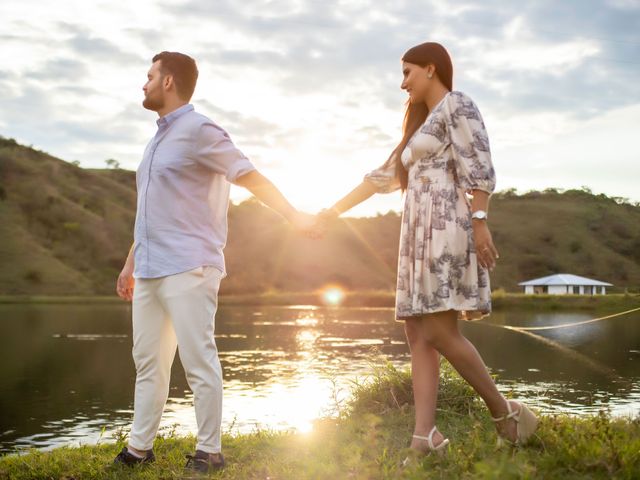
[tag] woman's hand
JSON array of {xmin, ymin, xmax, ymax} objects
[
  {"xmin": 318, "ymin": 207, "xmax": 339, "ymax": 223},
  {"xmin": 292, "ymin": 211, "xmax": 325, "ymax": 239},
  {"xmin": 472, "ymin": 220, "xmax": 499, "ymax": 270}
]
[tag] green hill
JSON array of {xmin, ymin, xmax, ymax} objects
[{"xmin": 1, "ymin": 136, "xmax": 639, "ymax": 295}]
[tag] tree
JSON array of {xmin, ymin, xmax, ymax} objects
[{"xmin": 105, "ymin": 158, "xmax": 120, "ymax": 169}]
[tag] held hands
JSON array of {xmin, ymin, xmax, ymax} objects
[
  {"xmin": 473, "ymin": 220, "xmax": 499, "ymax": 271},
  {"xmin": 116, "ymin": 262, "xmax": 135, "ymax": 301},
  {"xmin": 290, "ymin": 208, "xmax": 340, "ymax": 239},
  {"xmin": 291, "ymin": 211, "xmax": 324, "ymax": 239}
]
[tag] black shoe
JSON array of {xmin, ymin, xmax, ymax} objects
[
  {"xmin": 185, "ymin": 450, "xmax": 225, "ymax": 473},
  {"xmin": 113, "ymin": 446, "xmax": 156, "ymax": 466}
]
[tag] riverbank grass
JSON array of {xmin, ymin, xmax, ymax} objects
[
  {"xmin": 1, "ymin": 292, "xmax": 639, "ymax": 312},
  {"xmin": 1, "ymin": 363, "xmax": 639, "ymax": 479}
]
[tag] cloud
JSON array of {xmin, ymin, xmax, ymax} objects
[
  {"xmin": 493, "ymin": 103, "xmax": 640, "ymax": 201},
  {"xmin": 0, "ymin": 76, "xmax": 149, "ymax": 166},
  {"xmin": 160, "ymin": 0, "xmax": 640, "ymax": 118},
  {"xmin": 607, "ymin": 0, "xmax": 640, "ymax": 9},
  {"xmin": 58, "ymin": 22, "xmax": 143, "ymax": 63},
  {"xmin": 195, "ymin": 99, "xmax": 286, "ymax": 148},
  {"xmin": 0, "ymin": 0, "xmax": 638, "ymax": 210},
  {"xmin": 28, "ymin": 58, "xmax": 89, "ymax": 81}
]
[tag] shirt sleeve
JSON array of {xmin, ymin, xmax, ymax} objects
[
  {"xmin": 363, "ymin": 152, "xmax": 402, "ymax": 194},
  {"xmin": 447, "ymin": 92, "xmax": 496, "ymax": 194},
  {"xmin": 195, "ymin": 121, "xmax": 256, "ymax": 183}
]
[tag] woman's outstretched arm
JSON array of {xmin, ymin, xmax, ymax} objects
[{"xmin": 323, "ymin": 180, "xmax": 378, "ymax": 218}]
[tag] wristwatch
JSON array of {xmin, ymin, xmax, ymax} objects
[{"xmin": 471, "ymin": 210, "xmax": 488, "ymax": 221}]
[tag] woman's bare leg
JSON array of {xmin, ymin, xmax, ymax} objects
[
  {"xmin": 419, "ymin": 310, "xmax": 517, "ymax": 440},
  {"xmin": 404, "ymin": 318, "xmax": 445, "ymax": 450}
]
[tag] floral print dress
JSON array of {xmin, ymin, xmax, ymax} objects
[{"xmin": 364, "ymin": 91, "xmax": 496, "ymax": 321}]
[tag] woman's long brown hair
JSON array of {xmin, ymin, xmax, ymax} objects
[{"xmin": 392, "ymin": 42, "xmax": 453, "ymax": 190}]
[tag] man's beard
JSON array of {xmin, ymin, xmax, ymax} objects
[{"xmin": 142, "ymin": 94, "xmax": 163, "ymax": 112}]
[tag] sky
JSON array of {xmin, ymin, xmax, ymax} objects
[{"xmin": 1, "ymin": 0, "xmax": 639, "ymax": 216}]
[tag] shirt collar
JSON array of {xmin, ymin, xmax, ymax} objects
[{"xmin": 156, "ymin": 103, "xmax": 194, "ymax": 128}]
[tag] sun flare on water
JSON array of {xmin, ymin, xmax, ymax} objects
[{"xmin": 322, "ymin": 286, "xmax": 345, "ymax": 306}]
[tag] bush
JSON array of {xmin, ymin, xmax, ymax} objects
[
  {"xmin": 347, "ymin": 360, "xmax": 480, "ymax": 418},
  {"xmin": 569, "ymin": 240, "xmax": 582, "ymax": 253},
  {"xmin": 24, "ymin": 270, "xmax": 42, "ymax": 284},
  {"xmin": 62, "ymin": 222, "xmax": 81, "ymax": 232},
  {"xmin": 0, "ymin": 136, "xmax": 18, "ymax": 148}
]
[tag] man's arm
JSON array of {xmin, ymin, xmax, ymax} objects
[
  {"xmin": 234, "ymin": 170, "xmax": 316, "ymax": 232},
  {"xmin": 195, "ymin": 122, "xmax": 315, "ymax": 233}
]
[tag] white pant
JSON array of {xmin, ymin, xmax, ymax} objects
[{"xmin": 128, "ymin": 266, "xmax": 224, "ymax": 453}]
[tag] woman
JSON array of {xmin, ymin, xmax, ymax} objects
[{"xmin": 321, "ymin": 42, "xmax": 538, "ymax": 454}]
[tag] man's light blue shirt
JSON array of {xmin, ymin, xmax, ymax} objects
[{"xmin": 133, "ymin": 104, "xmax": 256, "ymax": 279}]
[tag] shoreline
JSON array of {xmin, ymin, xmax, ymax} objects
[
  {"xmin": 0, "ymin": 292, "xmax": 639, "ymax": 311},
  {"xmin": 1, "ymin": 363, "xmax": 638, "ymax": 478}
]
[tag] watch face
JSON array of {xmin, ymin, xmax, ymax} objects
[{"xmin": 472, "ymin": 211, "xmax": 487, "ymax": 219}]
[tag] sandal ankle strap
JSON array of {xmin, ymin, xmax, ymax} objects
[
  {"xmin": 491, "ymin": 400, "xmax": 520, "ymax": 423},
  {"xmin": 412, "ymin": 426, "xmax": 445, "ymax": 450}
]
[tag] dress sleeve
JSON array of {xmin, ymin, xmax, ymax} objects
[
  {"xmin": 447, "ymin": 92, "xmax": 496, "ymax": 194},
  {"xmin": 195, "ymin": 121, "xmax": 256, "ymax": 183},
  {"xmin": 363, "ymin": 152, "xmax": 401, "ymax": 194}
]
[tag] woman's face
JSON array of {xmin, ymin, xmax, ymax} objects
[{"xmin": 400, "ymin": 61, "xmax": 434, "ymax": 104}]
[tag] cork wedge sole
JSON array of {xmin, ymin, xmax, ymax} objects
[{"xmin": 492, "ymin": 400, "xmax": 539, "ymax": 446}]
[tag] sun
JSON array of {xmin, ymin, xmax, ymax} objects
[{"xmin": 321, "ymin": 285, "xmax": 345, "ymax": 306}]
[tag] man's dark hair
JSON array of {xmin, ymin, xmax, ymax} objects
[{"xmin": 152, "ymin": 51, "xmax": 199, "ymax": 101}]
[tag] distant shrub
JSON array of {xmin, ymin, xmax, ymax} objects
[
  {"xmin": 0, "ymin": 136, "xmax": 18, "ymax": 148},
  {"xmin": 611, "ymin": 196, "xmax": 631, "ymax": 205},
  {"xmin": 63, "ymin": 222, "xmax": 81, "ymax": 231},
  {"xmin": 491, "ymin": 288, "xmax": 507, "ymax": 297},
  {"xmin": 588, "ymin": 220, "xmax": 601, "ymax": 232},
  {"xmin": 496, "ymin": 187, "xmax": 518, "ymax": 198},
  {"xmin": 24, "ymin": 270, "xmax": 42, "ymax": 284},
  {"xmin": 82, "ymin": 195, "xmax": 105, "ymax": 216},
  {"xmin": 611, "ymin": 222, "xmax": 631, "ymax": 239},
  {"xmin": 105, "ymin": 158, "xmax": 120, "ymax": 169},
  {"xmin": 569, "ymin": 240, "xmax": 582, "ymax": 253},
  {"xmin": 523, "ymin": 190, "xmax": 542, "ymax": 198},
  {"xmin": 540, "ymin": 233, "xmax": 556, "ymax": 245}
]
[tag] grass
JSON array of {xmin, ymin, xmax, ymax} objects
[
  {"xmin": 0, "ymin": 295, "xmax": 124, "ymax": 304},
  {"xmin": 490, "ymin": 292, "xmax": 640, "ymax": 311},
  {"xmin": 1, "ymin": 362, "xmax": 639, "ymax": 479}
]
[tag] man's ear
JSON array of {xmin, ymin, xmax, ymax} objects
[{"xmin": 163, "ymin": 74, "xmax": 174, "ymax": 91}]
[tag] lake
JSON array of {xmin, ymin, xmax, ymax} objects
[{"xmin": 1, "ymin": 303, "xmax": 639, "ymax": 454}]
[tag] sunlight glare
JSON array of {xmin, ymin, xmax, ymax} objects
[{"xmin": 322, "ymin": 286, "xmax": 345, "ymax": 306}]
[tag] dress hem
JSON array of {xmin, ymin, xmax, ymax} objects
[{"xmin": 394, "ymin": 306, "xmax": 491, "ymax": 323}]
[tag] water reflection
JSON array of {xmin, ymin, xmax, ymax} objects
[{"xmin": 0, "ymin": 304, "xmax": 638, "ymax": 454}]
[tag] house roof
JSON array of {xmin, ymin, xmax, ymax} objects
[{"xmin": 518, "ymin": 273, "xmax": 613, "ymax": 287}]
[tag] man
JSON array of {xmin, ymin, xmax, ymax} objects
[{"xmin": 113, "ymin": 51, "xmax": 316, "ymax": 473}]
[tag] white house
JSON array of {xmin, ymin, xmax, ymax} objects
[{"xmin": 518, "ymin": 274, "xmax": 613, "ymax": 295}]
